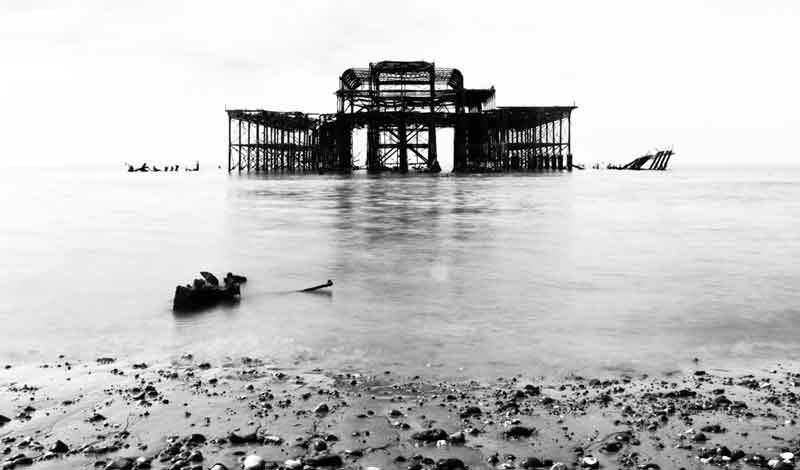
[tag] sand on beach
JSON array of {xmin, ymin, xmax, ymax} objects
[{"xmin": 2, "ymin": 356, "xmax": 800, "ymax": 470}]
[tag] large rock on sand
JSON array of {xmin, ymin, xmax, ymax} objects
[
  {"xmin": 412, "ymin": 429, "xmax": 449, "ymax": 442},
  {"xmin": 105, "ymin": 457, "xmax": 134, "ymax": 470},
  {"xmin": 305, "ymin": 455, "xmax": 343, "ymax": 467},
  {"xmin": 243, "ymin": 455, "xmax": 265, "ymax": 470}
]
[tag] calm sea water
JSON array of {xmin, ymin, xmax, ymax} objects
[{"xmin": 1, "ymin": 166, "xmax": 799, "ymax": 379}]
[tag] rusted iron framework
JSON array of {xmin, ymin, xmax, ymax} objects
[{"xmin": 227, "ymin": 61, "xmax": 576, "ymax": 173}]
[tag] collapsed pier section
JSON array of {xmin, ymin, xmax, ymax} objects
[
  {"xmin": 226, "ymin": 61, "xmax": 576, "ymax": 173},
  {"xmin": 611, "ymin": 149, "xmax": 674, "ymax": 170}
]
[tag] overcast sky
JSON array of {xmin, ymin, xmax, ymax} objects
[{"xmin": 1, "ymin": 1, "xmax": 798, "ymax": 168}]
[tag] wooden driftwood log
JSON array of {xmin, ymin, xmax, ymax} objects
[{"xmin": 299, "ymin": 280, "xmax": 333, "ymax": 292}]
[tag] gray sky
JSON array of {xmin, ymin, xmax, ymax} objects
[{"xmin": 1, "ymin": 0, "xmax": 798, "ymax": 167}]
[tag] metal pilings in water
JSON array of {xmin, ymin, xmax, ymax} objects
[
  {"xmin": 226, "ymin": 110, "xmax": 323, "ymax": 172},
  {"xmin": 451, "ymin": 107, "xmax": 574, "ymax": 172},
  {"xmin": 226, "ymin": 60, "xmax": 576, "ymax": 174}
]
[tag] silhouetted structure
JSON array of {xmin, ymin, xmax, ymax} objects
[
  {"xmin": 609, "ymin": 149, "xmax": 674, "ymax": 170},
  {"xmin": 226, "ymin": 61, "xmax": 576, "ymax": 173}
]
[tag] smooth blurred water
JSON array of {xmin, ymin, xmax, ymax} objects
[{"xmin": 1, "ymin": 166, "xmax": 799, "ymax": 378}]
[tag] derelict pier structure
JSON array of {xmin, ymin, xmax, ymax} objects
[{"xmin": 226, "ymin": 61, "xmax": 576, "ymax": 173}]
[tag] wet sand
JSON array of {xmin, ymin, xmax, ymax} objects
[{"xmin": 2, "ymin": 356, "xmax": 800, "ymax": 469}]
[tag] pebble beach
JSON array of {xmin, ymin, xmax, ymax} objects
[{"xmin": 3, "ymin": 356, "xmax": 800, "ymax": 470}]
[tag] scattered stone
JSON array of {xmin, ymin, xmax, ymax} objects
[
  {"xmin": 305, "ymin": 454, "xmax": 343, "ymax": 467},
  {"xmin": 313, "ymin": 403, "xmax": 329, "ymax": 414},
  {"xmin": 228, "ymin": 429, "xmax": 259, "ymax": 444},
  {"xmin": 448, "ymin": 431, "xmax": 465, "ymax": 444},
  {"xmin": 580, "ymin": 456, "xmax": 599, "ymax": 468},
  {"xmin": 105, "ymin": 457, "xmax": 134, "ymax": 469},
  {"xmin": 770, "ymin": 460, "xmax": 794, "ymax": 470},
  {"xmin": 504, "ymin": 426, "xmax": 535, "ymax": 438},
  {"xmin": 714, "ymin": 395, "xmax": 732, "ymax": 407},
  {"xmin": 459, "ymin": 406, "xmax": 482, "ymax": 418},
  {"xmin": 521, "ymin": 457, "xmax": 543, "ymax": 468},
  {"xmin": 262, "ymin": 435, "xmax": 283, "ymax": 445},
  {"xmin": 602, "ymin": 441, "xmax": 622, "ymax": 452},
  {"xmin": 2, "ymin": 454, "xmax": 32, "ymax": 468},
  {"xmin": 49, "ymin": 440, "xmax": 69, "ymax": 453},
  {"xmin": 167, "ymin": 461, "xmax": 186, "ymax": 470},
  {"xmin": 312, "ymin": 440, "xmax": 327, "ymax": 452},
  {"xmin": 436, "ymin": 458, "xmax": 466, "ymax": 470},
  {"xmin": 243, "ymin": 455, "xmax": 265, "ymax": 470},
  {"xmin": 183, "ymin": 433, "xmax": 206, "ymax": 445},
  {"xmin": 0, "ymin": 358, "xmax": 796, "ymax": 470},
  {"xmin": 701, "ymin": 424, "xmax": 726, "ymax": 433},
  {"xmin": 283, "ymin": 458, "xmax": 302, "ymax": 469},
  {"xmin": 411, "ymin": 429, "xmax": 448, "ymax": 442}
]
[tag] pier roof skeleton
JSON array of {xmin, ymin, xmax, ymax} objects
[
  {"xmin": 227, "ymin": 60, "xmax": 576, "ymax": 173},
  {"xmin": 226, "ymin": 110, "xmax": 318, "ymax": 131},
  {"xmin": 339, "ymin": 61, "xmax": 463, "ymax": 90}
]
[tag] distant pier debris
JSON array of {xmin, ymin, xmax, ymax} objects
[
  {"xmin": 226, "ymin": 60, "xmax": 576, "ymax": 173},
  {"xmin": 610, "ymin": 149, "xmax": 674, "ymax": 171},
  {"xmin": 127, "ymin": 163, "xmax": 187, "ymax": 173}
]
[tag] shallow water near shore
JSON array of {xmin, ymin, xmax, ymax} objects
[{"xmin": 1, "ymin": 165, "xmax": 799, "ymax": 379}]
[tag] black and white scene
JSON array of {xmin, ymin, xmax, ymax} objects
[{"xmin": 1, "ymin": 1, "xmax": 800, "ymax": 469}]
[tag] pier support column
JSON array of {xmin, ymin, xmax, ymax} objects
[
  {"xmin": 237, "ymin": 120, "xmax": 242, "ymax": 172},
  {"xmin": 280, "ymin": 129, "xmax": 285, "ymax": 170},
  {"xmin": 567, "ymin": 112, "xmax": 572, "ymax": 170},
  {"xmin": 255, "ymin": 124, "xmax": 261, "ymax": 172},
  {"xmin": 366, "ymin": 126, "xmax": 380, "ymax": 171},
  {"xmin": 289, "ymin": 131, "xmax": 296, "ymax": 171},
  {"xmin": 227, "ymin": 115, "xmax": 232, "ymax": 172},
  {"xmin": 247, "ymin": 122, "xmax": 252, "ymax": 172},
  {"xmin": 426, "ymin": 65, "xmax": 440, "ymax": 173},
  {"xmin": 558, "ymin": 117, "xmax": 563, "ymax": 170},
  {"xmin": 453, "ymin": 118, "xmax": 466, "ymax": 172},
  {"xmin": 334, "ymin": 118, "xmax": 351, "ymax": 171},
  {"xmin": 427, "ymin": 124, "xmax": 439, "ymax": 172},
  {"xmin": 398, "ymin": 121, "xmax": 408, "ymax": 173}
]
